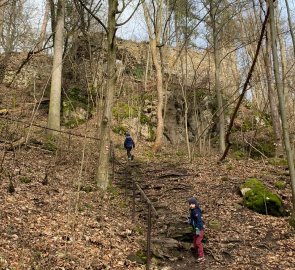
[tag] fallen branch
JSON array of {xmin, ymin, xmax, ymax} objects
[{"xmin": 244, "ymin": 138, "xmax": 268, "ymax": 159}]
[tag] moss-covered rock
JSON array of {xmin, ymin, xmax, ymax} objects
[
  {"xmin": 240, "ymin": 178, "xmax": 285, "ymax": 216},
  {"xmin": 62, "ymin": 87, "xmax": 91, "ymax": 128},
  {"xmin": 112, "ymin": 102, "xmax": 138, "ymax": 120}
]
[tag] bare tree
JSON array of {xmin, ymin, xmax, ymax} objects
[
  {"xmin": 47, "ymin": 0, "xmax": 65, "ymax": 135},
  {"xmin": 263, "ymin": 23, "xmax": 283, "ymax": 156},
  {"xmin": 268, "ymin": 0, "xmax": 295, "ymax": 226},
  {"xmin": 0, "ymin": 0, "xmax": 36, "ymax": 53},
  {"xmin": 78, "ymin": 0, "xmax": 140, "ymax": 189},
  {"xmin": 36, "ymin": 0, "xmax": 50, "ymax": 51},
  {"xmin": 141, "ymin": 0, "xmax": 166, "ymax": 152}
]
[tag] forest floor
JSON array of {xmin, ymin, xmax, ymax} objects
[
  {"xmin": 0, "ymin": 86, "xmax": 295, "ymax": 269},
  {"xmin": 0, "ymin": 126, "xmax": 295, "ymax": 269}
]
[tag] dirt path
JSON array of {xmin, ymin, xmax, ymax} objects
[{"xmin": 115, "ymin": 158, "xmax": 295, "ymax": 270}]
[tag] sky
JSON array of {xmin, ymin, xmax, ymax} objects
[
  {"xmin": 25, "ymin": 0, "xmax": 295, "ymax": 44},
  {"xmin": 25, "ymin": 0, "xmax": 148, "ymax": 41}
]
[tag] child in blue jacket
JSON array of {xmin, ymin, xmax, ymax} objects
[
  {"xmin": 188, "ymin": 197, "xmax": 205, "ymax": 263},
  {"xmin": 124, "ymin": 132, "xmax": 135, "ymax": 160}
]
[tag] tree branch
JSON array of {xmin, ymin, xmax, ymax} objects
[
  {"xmin": 77, "ymin": 0, "xmax": 107, "ymax": 33},
  {"xmin": 116, "ymin": 0, "xmax": 141, "ymax": 27},
  {"xmin": 220, "ymin": 8, "xmax": 270, "ymax": 161}
]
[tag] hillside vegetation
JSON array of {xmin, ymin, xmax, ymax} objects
[{"xmin": 0, "ymin": 53, "xmax": 294, "ymax": 269}]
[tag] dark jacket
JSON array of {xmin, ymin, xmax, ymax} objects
[
  {"xmin": 189, "ymin": 206, "xmax": 204, "ymax": 230},
  {"xmin": 124, "ymin": 136, "xmax": 135, "ymax": 149}
]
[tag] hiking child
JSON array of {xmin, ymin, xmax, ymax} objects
[
  {"xmin": 124, "ymin": 132, "xmax": 135, "ymax": 160},
  {"xmin": 188, "ymin": 197, "xmax": 205, "ymax": 263}
]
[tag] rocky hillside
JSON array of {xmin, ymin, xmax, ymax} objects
[{"xmin": 0, "ymin": 36, "xmax": 294, "ymax": 270}]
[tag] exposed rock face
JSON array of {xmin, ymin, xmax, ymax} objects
[
  {"xmin": 1, "ymin": 53, "xmax": 52, "ymax": 89},
  {"xmin": 164, "ymin": 94, "xmax": 185, "ymax": 144},
  {"xmin": 0, "ymin": 36, "xmax": 239, "ymax": 145}
]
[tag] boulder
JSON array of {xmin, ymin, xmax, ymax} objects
[
  {"xmin": 240, "ymin": 178, "xmax": 286, "ymax": 216},
  {"xmin": 151, "ymin": 238, "xmax": 184, "ymax": 260}
]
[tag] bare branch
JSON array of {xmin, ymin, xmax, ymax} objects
[
  {"xmin": 76, "ymin": 0, "xmax": 107, "ymax": 33},
  {"xmin": 220, "ymin": 8, "xmax": 270, "ymax": 161},
  {"xmin": 116, "ymin": 0, "xmax": 141, "ymax": 27}
]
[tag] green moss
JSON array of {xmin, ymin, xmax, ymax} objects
[
  {"xmin": 289, "ymin": 216, "xmax": 295, "ymax": 229},
  {"xmin": 135, "ymin": 250, "xmax": 147, "ymax": 264},
  {"xmin": 241, "ymin": 119, "xmax": 253, "ymax": 131},
  {"xmin": 241, "ymin": 178, "xmax": 285, "ymax": 216},
  {"xmin": 112, "ymin": 125, "xmax": 127, "ymax": 135},
  {"xmin": 67, "ymin": 87, "xmax": 88, "ymax": 105},
  {"xmin": 19, "ymin": 176, "xmax": 31, "ymax": 184},
  {"xmin": 107, "ymin": 184, "xmax": 119, "ymax": 196},
  {"xmin": 274, "ymin": 181, "xmax": 286, "ymax": 190},
  {"xmin": 140, "ymin": 114, "xmax": 151, "ymax": 125},
  {"xmin": 64, "ymin": 118, "xmax": 86, "ymax": 128},
  {"xmin": 255, "ymin": 141, "xmax": 275, "ymax": 157},
  {"xmin": 132, "ymin": 65, "xmax": 145, "ymax": 79},
  {"xmin": 62, "ymin": 87, "xmax": 91, "ymax": 128},
  {"xmin": 147, "ymin": 126, "xmax": 155, "ymax": 142},
  {"xmin": 268, "ymin": 158, "xmax": 288, "ymax": 166},
  {"xmin": 176, "ymin": 150, "xmax": 186, "ymax": 157},
  {"xmin": 113, "ymin": 102, "xmax": 138, "ymax": 120},
  {"xmin": 43, "ymin": 136, "xmax": 58, "ymax": 152},
  {"xmin": 233, "ymin": 150, "xmax": 246, "ymax": 160},
  {"xmin": 133, "ymin": 225, "xmax": 144, "ymax": 235}
]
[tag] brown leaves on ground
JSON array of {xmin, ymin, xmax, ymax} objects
[
  {"xmin": 0, "ymin": 144, "xmax": 142, "ymax": 270},
  {"xmin": 0, "ymin": 133, "xmax": 295, "ymax": 270}
]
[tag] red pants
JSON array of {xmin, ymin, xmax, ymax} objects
[{"xmin": 193, "ymin": 229, "xmax": 204, "ymax": 257}]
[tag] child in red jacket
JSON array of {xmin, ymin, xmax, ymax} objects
[{"xmin": 188, "ymin": 197, "xmax": 205, "ymax": 263}]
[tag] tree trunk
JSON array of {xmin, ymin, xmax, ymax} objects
[
  {"xmin": 211, "ymin": 4, "xmax": 225, "ymax": 153},
  {"xmin": 36, "ymin": 0, "xmax": 50, "ymax": 51},
  {"xmin": 95, "ymin": 0, "xmax": 117, "ymax": 189},
  {"xmin": 268, "ymin": 0, "xmax": 295, "ymax": 226},
  {"xmin": 285, "ymin": 0, "xmax": 295, "ymax": 57},
  {"xmin": 150, "ymin": 38, "xmax": 165, "ymax": 152},
  {"xmin": 0, "ymin": 0, "xmax": 7, "ymax": 36},
  {"xmin": 47, "ymin": 0, "xmax": 64, "ymax": 135},
  {"xmin": 141, "ymin": 0, "xmax": 165, "ymax": 152},
  {"xmin": 263, "ymin": 24, "xmax": 283, "ymax": 157},
  {"xmin": 49, "ymin": 0, "xmax": 56, "ymax": 43}
]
